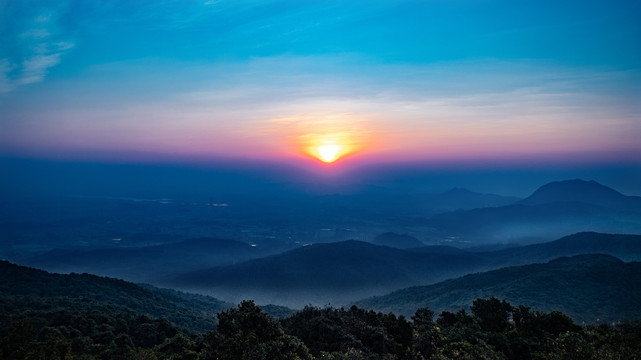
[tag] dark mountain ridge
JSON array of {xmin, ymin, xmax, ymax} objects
[
  {"xmin": 352, "ymin": 254, "xmax": 641, "ymax": 323},
  {"xmin": 166, "ymin": 240, "xmax": 488, "ymax": 307},
  {"xmin": 491, "ymin": 232, "xmax": 641, "ymax": 264},
  {"xmin": 165, "ymin": 232, "xmax": 641, "ymax": 307},
  {"xmin": 520, "ymin": 179, "xmax": 641, "ymax": 211},
  {"xmin": 0, "ymin": 260, "xmax": 232, "ymax": 332}
]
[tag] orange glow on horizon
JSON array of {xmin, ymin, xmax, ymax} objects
[
  {"xmin": 302, "ymin": 134, "xmax": 360, "ymax": 164},
  {"xmin": 316, "ymin": 144, "xmax": 343, "ymax": 163},
  {"xmin": 265, "ymin": 112, "xmax": 380, "ymax": 165}
]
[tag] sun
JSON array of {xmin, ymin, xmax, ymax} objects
[
  {"xmin": 297, "ymin": 129, "xmax": 367, "ymax": 164},
  {"xmin": 316, "ymin": 144, "xmax": 342, "ymax": 163}
]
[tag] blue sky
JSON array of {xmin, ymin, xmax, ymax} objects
[{"xmin": 1, "ymin": 0, "xmax": 640, "ymax": 168}]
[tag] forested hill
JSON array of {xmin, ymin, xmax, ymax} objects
[
  {"xmin": 0, "ymin": 260, "xmax": 231, "ymax": 332},
  {"xmin": 167, "ymin": 240, "xmax": 488, "ymax": 307},
  {"xmin": 353, "ymin": 254, "xmax": 641, "ymax": 323},
  {"xmin": 488, "ymin": 232, "xmax": 641, "ymax": 264},
  {"xmin": 2, "ymin": 260, "xmax": 641, "ymax": 359}
]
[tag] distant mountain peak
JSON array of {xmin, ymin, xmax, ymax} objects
[{"xmin": 520, "ymin": 179, "xmax": 637, "ymax": 209}]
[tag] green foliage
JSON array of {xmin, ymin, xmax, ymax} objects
[
  {"xmin": 281, "ymin": 305, "xmax": 412, "ymax": 359},
  {"xmin": 2, "ymin": 298, "xmax": 640, "ymax": 360},
  {"xmin": 353, "ymin": 254, "xmax": 641, "ymax": 324},
  {"xmin": 0, "ymin": 308, "xmax": 198, "ymax": 360},
  {"xmin": 471, "ymin": 297, "xmax": 512, "ymax": 333},
  {"xmin": 0, "ymin": 261, "xmax": 231, "ymax": 333},
  {"xmin": 412, "ymin": 308, "xmax": 440, "ymax": 359},
  {"xmin": 201, "ymin": 300, "xmax": 312, "ymax": 360},
  {"xmin": 1, "ymin": 259, "xmax": 640, "ymax": 360}
]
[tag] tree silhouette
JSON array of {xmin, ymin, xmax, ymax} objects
[
  {"xmin": 202, "ymin": 300, "xmax": 311, "ymax": 360},
  {"xmin": 472, "ymin": 297, "xmax": 513, "ymax": 333}
]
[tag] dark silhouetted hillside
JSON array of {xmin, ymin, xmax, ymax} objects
[
  {"xmin": 165, "ymin": 232, "xmax": 641, "ymax": 307},
  {"xmin": 353, "ymin": 254, "xmax": 641, "ymax": 323},
  {"xmin": 0, "ymin": 260, "xmax": 231, "ymax": 332},
  {"xmin": 520, "ymin": 179, "xmax": 641, "ymax": 211},
  {"xmin": 492, "ymin": 232, "xmax": 641, "ymax": 265},
  {"xmin": 167, "ymin": 240, "xmax": 488, "ymax": 307}
]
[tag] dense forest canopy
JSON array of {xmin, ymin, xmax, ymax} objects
[
  {"xmin": 2, "ymin": 251, "xmax": 641, "ymax": 359},
  {"xmin": 2, "ymin": 295, "xmax": 640, "ymax": 359}
]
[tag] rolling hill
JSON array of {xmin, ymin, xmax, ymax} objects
[
  {"xmin": 165, "ymin": 240, "xmax": 488, "ymax": 307},
  {"xmin": 0, "ymin": 260, "xmax": 233, "ymax": 332},
  {"xmin": 166, "ymin": 232, "xmax": 641, "ymax": 308},
  {"xmin": 352, "ymin": 254, "xmax": 641, "ymax": 323},
  {"xmin": 490, "ymin": 232, "xmax": 641, "ymax": 265}
]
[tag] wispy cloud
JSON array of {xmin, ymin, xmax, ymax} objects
[
  {"xmin": 0, "ymin": 6, "xmax": 74, "ymax": 93},
  {"xmin": 17, "ymin": 41, "xmax": 74, "ymax": 86},
  {"xmin": 0, "ymin": 59, "xmax": 16, "ymax": 93}
]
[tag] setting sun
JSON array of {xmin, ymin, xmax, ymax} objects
[
  {"xmin": 288, "ymin": 118, "xmax": 376, "ymax": 164},
  {"xmin": 305, "ymin": 138, "xmax": 354, "ymax": 164},
  {"xmin": 316, "ymin": 144, "xmax": 342, "ymax": 163}
]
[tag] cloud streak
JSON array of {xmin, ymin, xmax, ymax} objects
[{"xmin": 0, "ymin": 5, "xmax": 74, "ymax": 93}]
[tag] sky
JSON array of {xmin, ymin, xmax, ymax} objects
[{"xmin": 1, "ymin": 0, "xmax": 640, "ymax": 183}]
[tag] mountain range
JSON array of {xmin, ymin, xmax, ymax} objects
[
  {"xmin": 11, "ymin": 179, "xmax": 641, "ymax": 309},
  {"xmin": 425, "ymin": 179, "xmax": 641, "ymax": 243},
  {"xmin": 165, "ymin": 232, "xmax": 641, "ymax": 307},
  {"xmin": 165, "ymin": 240, "xmax": 487, "ymax": 307},
  {"xmin": 0, "ymin": 260, "xmax": 232, "ymax": 332},
  {"xmin": 352, "ymin": 254, "xmax": 641, "ymax": 324}
]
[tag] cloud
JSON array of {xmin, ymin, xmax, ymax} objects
[
  {"xmin": 17, "ymin": 41, "xmax": 74, "ymax": 86},
  {"xmin": 0, "ymin": 5, "xmax": 74, "ymax": 93},
  {"xmin": 0, "ymin": 59, "xmax": 16, "ymax": 93}
]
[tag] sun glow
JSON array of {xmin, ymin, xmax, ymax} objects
[
  {"xmin": 271, "ymin": 113, "xmax": 376, "ymax": 164},
  {"xmin": 316, "ymin": 144, "xmax": 342, "ymax": 163},
  {"xmin": 299, "ymin": 130, "xmax": 372, "ymax": 164},
  {"xmin": 305, "ymin": 136, "xmax": 354, "ymax": 164}
]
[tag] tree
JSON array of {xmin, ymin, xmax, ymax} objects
[
  {"xmin": 471, "ymin": 298, "xmax": 513, "ymax": 333},
  {"xmin": 202, "ymin": 300, "xmax": 312, "ymax": 360},
  {"xmin": 0, "ymin": 320, "xmax": 36, "ymax": 360},
  {"xmin": 412, "ymin": 307, "xmax": 440, "ymax": 359},
  {"xmin": 412, "ymin": 308, "xmax": 435, "ymax": 332}
]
